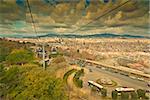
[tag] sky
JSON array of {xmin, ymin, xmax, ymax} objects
[{"xmin": 0, "ymin": 0, "xmax": 149, "ymax": 37}]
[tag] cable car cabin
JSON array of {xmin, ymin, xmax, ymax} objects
[
  {"xmin": 88, "ymin": 80, "xmax": 103, "ymax": 91},
  {"xmin": 115, "ymin": 87, "xmax": 135, "ymax": 95}
]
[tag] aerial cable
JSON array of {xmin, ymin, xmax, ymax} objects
[
  {"xmin": 26, "ymin": 0, "xmax": 46, "ymax": 70},
  {"xmin": 71, "ymin": 0, "xmax": 132, "ymax": 33},
  {"xmin": 26, "ymin": 0, "xmax": 38, "ymax": 37}
]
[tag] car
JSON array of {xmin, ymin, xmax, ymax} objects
[{"xmin": 137, "ymin": 77, "xmax": 144, "ymax": 81}]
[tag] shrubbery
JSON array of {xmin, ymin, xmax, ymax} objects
[
  {"xmin": 131, "ymin": 92, "xmax": 138, "ymax": 100},
  {"xmin": 0, "ymin": 39, "xmax": 31, "ymax": 63},
  {"xmin": 73, "ymin": 69, "xmax": 84, "ymax": 88},
  {"xmin": 63, "ymin": 69, "xmax": 77, "ymax": 83},
  {"xmin": 121, "ymin": 92, "xmax": 129, "ymax": 100},
  {"xmin": 0, "ymin": 64, "xmax": 68, "ymax": 99},
  {"xmin": 6, "ymin": 49, "xmax": 34, "ymax": 65},
  {"xmin": 137, "ymin": 89, "xmax": 147, "ymax": 99},
  {"xmin": 101, "ymin": 88, "xmax": 107, "ymax": 97},
  {"xmin": 0, "ymin": 39, "xmax": 68, "ymax": 100},
  {"xmin": 112, "ymin": 90, "xmax": 118, "ymax": 100}
]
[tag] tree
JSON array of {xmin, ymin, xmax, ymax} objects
[
  {"xmin": 137, "ymin": 89, "xmax": 146, "ymax": 99},
  {"xmin": 121, "ymin": 92, "xmax": 129, "ymax": 100},
  {"xmin": 0, "ymin": 67, "xmax": 23, "ymax": 98},
  {"xmin": 131, "ymin": 92, "xmax": 138, "ymax": 100},
  {"xmin": 0, "ymin": 39, "xmax": 29, "ymax": 63},
  {"xmin": 73, "ymin": 69, "xmax": 84, "ymax": 88},
  {"xmin": 0, "ymin": 64, "xmax": 5, "ymax": 76},
  {"xmin": 48, "ymin": 78, "xmax": 68, "ymax": 100},
  {"xmin": 101, "ymin": 88, "xmax": 107, "ymax": 97},
  {"xmin": 14, "ymin": 65, "xmax": 68, "ymax": 100},
  {"xmin": 6, "ymin": 49, "xmax": 34, "ymax": 65},
  {"xmin": 0, "ymin": 46, "xmax": 10, "ymax": 62},
  {"xmin": 112, "ymin": 90, "xmax": 118, "ymax": 100}
]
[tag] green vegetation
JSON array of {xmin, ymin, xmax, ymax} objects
[
  {"xmin": 50, "ymin": 52, "xmax": 63, "ymax": 58},
  {"xmin": 6, "ymin": 49, "xmax": 34, "ymax": 65},
  {"xmin": 112, "ymin": 90, "xmax": 118, "ymax": 100},
  {"xmin": 0, "ymin": 66, "xmax": 23, "ymax": 98},
  {"xmin": 0, "ymin": 65, "xmax": 68, "ymax": 99},
  {"xmin": 121, "ymin": 92, "xmax": 129, "ymax": 100},
  {"xmin": 0, "ymin": 64, "xmax": 5, "ymax": 76},
  {"xmin": 0, "ymin": 39, "xmax": 32, "ymax": 63},
  {"xmin": 131, "ymin": 92, "xmax": 138, "ymax": 100},
  {"xmin": 101, "ymin": 88, "xmax": 107, "ymax": 97},
  {"xmin": 0, "ymin": 39, "xmax": 68, "ymax": 100},
  {"xmin": 63, "ymin": 69, "xmax": 77, "ymax": 83},
  {"xmin": 73, "ymin": 69, "xmax": 84, "ymax": 88},
  {"xmin": 111, "ymin": 90, "xmax": 149, "ymax": 100},
  {"xmin": 137, "ymin": 89, "xmax": 147, "ymax": 99}
]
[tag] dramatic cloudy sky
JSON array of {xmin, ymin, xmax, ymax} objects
[{"xmin": 0, "ymin": 0, "xmax": 149, "ymax": 36}]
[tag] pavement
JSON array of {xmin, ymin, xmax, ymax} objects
[{"xmin": 82, "ymin": 65, "xmax": 149, "ymax": 97}]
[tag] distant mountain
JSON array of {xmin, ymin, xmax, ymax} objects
[
  {"xmin": 35, "ymin": 33, "xmax": 150, "ymax": 39},
  {"xmin": 0, "ymin": 33, "xmax": 149, "ymax": 39}
]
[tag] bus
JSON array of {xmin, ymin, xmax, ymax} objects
[
  {"xmin": 115, "ymin": 87, "xmax": 135, "ymax": 95},
  {"xmin": 88, "ymin": 80, "xmax": 103, "ymax": 90}
]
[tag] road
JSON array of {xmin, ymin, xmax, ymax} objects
[
  {"xmin": 82, "ymin": 65, "xmax": 149, "ymax": 97},
  {"xmin": 83, "ymin": 59, "xmax": 150, "ymax": 79},
  {"xmin": 87, "ymin": 65, "xmax": 147, "ymax": 88}
]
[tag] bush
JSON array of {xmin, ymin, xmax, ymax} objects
[
  {"xmin": 6, "ymin": 49, "xmax": 34, "ymax": 65},
  {"xmin": 121, "ymin": 92, "xmax": 129, "ymax": 100},
  {"xmin": 0, "ymin": 67, "xmax": 23, "ymax": 98},
  {"xmin": 0, "ymin": 65, "xmax": 68, "ymax": 99},
  {"xmin": 63, "ymin": 69, "xmax": 77, "ymax": 83},
  {"xmin": 131, "ymin": 92, "xmax": 138, "ymax": 100},
  {"xmin": 101, "ymin": 88, "xmax": 107, "ymax": 97},
  {"xmin": 137, "ymin": 89, "xmax": 146, "ymax": 99},
  {"xmin": 73, "ymin": 69, "xmax": 84, "ymax": 88},
  {"xmin": 76, "ymin": 79, "xmax": 83, "ymax": 88},
  {"xmin": 47, "ymin": 78, "xmax": 68, "ymax": 100},
  {"xmin": 0, "ymin": 64, "xmax": 5, "ymax": 76},
  {"xmin": 0, "ymin": 46, "xmax": 11, "ymax": 62},
  {"xmin": 0, "ymin": 39, "xmax": 31, "ymax": 63},
  {"xmin": 73, "ymin": 76, "xmax": 83, "ymax": 88},
  {"xmin": 112, "ymin": 90, "xmax": 118, "ymax": 100}
]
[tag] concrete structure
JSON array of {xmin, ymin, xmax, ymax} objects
[{"xmin": 79, "ymin": 59, "xmax": 150, "ymax": 81}]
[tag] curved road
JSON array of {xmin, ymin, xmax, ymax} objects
[{"xmin": 86, "ymin": 65, "xmax": 148, "ymax": 89}]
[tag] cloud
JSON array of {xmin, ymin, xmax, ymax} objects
[{"xmin": 0, "ymin": 0, "xmax": 149, "ymax": 36}]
